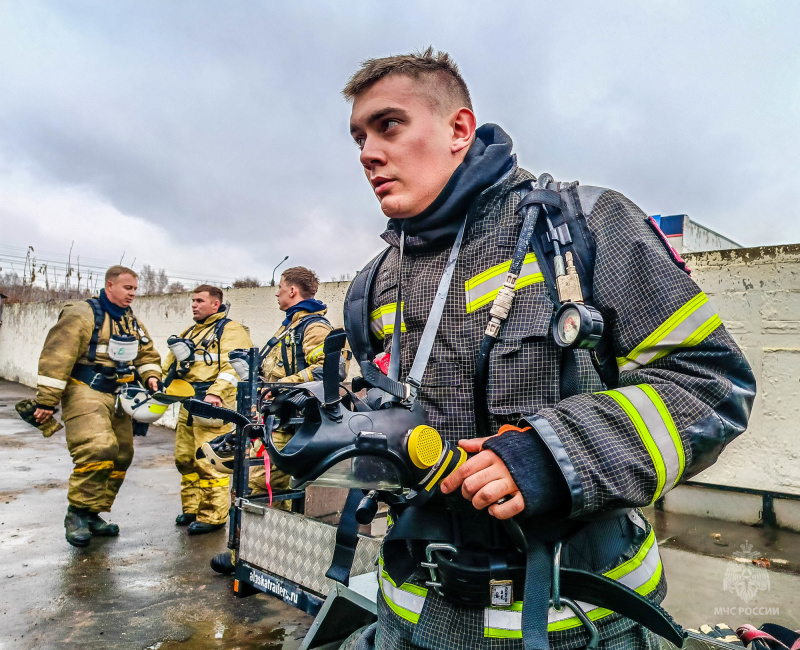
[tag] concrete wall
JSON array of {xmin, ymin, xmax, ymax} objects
[{"xmin": 2, "ymin": 246, "xmax": 800, "ymax": 496}]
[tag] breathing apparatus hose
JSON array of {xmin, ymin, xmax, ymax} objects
[{"xmin": 474, "ymin": 175, "xmax": 549, "ymax": 438}]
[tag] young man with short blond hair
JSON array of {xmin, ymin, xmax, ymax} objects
[{"xmin": 342, "ymin": 48, "xmax": 755, "ymax": 649}]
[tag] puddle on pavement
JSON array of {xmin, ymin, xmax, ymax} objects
[
  {"xmin": 649, "ymin": 507, "xmax": 800, "ymax": 575},
  {"xmin": 154, "ymin": 617, "xmax": 302, "ymax": 649}
]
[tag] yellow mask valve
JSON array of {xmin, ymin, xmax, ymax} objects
[{"xmin": 407, "ymin": 425, "xmax": 444, "ymax": 469}]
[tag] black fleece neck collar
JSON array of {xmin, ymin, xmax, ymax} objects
[
  {"xmin": 381, "ymin": 123, "xmax": 514, "ymax": 252},
  {"xmin": 98, "ymin": 289, "xmax": 127, "ymax": 321}
]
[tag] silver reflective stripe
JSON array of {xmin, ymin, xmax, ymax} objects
[
  {"xmin": 217, "ymin": 372, "xmax": 238, "ymax": 386},
  {"xmin": 369, "ymin": 302, "xmax": 406, "ymax": 340},
  {"xmin": 137, "ymin": 363, "xmax": 162, "ymax": 375},
  {"xmin": 96, "ymin": 344, "xmax": 108, "ymax": 354},
  {"xmin": 379, "ymin": 570, "xmax": 425, "ymax": 623},
  {"xmin": 192, "ymin": 353, "xmax": 219, "ymax": 362},
  {"xmin": 37, "ymin": 375, "xmax": 67, "ymax": 390},
  {"xmin": 613, "ymin": 385, "xmax": 682, "ymax": 494},
  {"xmin": 465, "ymin": 253, "xmax": 543, "ymax": 313},
  {"xmin": 619, "ymin": 293, "xmax": 721, "ymax": 372},
  {"xmin": 484, "ymin": 530, "xmax": 662, "ymax": 636}
]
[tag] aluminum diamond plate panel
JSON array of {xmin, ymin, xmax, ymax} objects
[{"xmin": 239, "ymin": 505, "xmax": 381, "ymax": 597}]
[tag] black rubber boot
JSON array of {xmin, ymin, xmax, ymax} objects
[
  {"xmin": 210, "ymin": 551, "xmax": 235, "ymax": 575},
  {"xmin": 64, "ymin": 506, "xmax": 92, "ymax": 548},
  {"xmin": 187, "ymin": 521, "xmax": 226, "ymax": 535},
  {"xmin": 86, "ymin": 512, "xmax": 120, "ymax": 537},
  {"xmin": 175, "ymin": 513, "xmax": 197, "ymax": 526}
]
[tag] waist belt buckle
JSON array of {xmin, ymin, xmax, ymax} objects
[{"xmin": 421, "ymin": 543, "xmax": 457, "ymax": 598}]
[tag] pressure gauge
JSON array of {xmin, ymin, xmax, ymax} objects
[{"xmin": 553, "ymin": 303, "xmax": 604, "ymax": 349}]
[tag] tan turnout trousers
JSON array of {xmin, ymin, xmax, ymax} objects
[
  {"xmin": 62, "ymin": 381, "xmax": 133, "ymax": 513},
  {"xmin": 174, "ymin": 406, "xmax": 232, "ymax": 525}
]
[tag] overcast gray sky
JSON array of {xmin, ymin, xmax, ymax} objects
[{"xmin": 1, "ymin": 0, "xmax": 798, "ymax": 287}]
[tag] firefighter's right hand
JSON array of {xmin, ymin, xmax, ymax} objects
[{"xmin": 33, "ymin": 407, "xmax": 54, "ymax": 424}]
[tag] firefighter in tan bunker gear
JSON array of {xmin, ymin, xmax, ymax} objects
[
  {"xmin": 210, "ymin": 267, "xmax": 334, "ymax": 574},
  {"xmin": 163, "ymin": 285, "xmax": 253, "ymax": 535},
  {"xmin": 34, "ymin": 266, "xmax": 161, "ymax": 548},
  {"xmin": 250, "ymin": 267, "xmax": 332, "ymax": 509}
]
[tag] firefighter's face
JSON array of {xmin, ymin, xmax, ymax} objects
[
  {"xmin": 192, "ymin": 291, "xmax": 221, "ymax": 322},
  {"xmin": 106, "ymin": 273, "xmax": 137, "ymax": 308},
  {"xmin": 349, "ymin": 74, "xmax": 475, "ymax": 219},
  {"xmin": 276, "ymin": 278, "xmax": 302, "ymax": 312}
]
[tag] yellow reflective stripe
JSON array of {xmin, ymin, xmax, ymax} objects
[
  {"xmin": 306, "ymin": 344, "xmax": 325, "ymax": 365},
  {"xmin": 37, "ymin": 375, "xmax": 67, "ymax": 390},
  {"xmin": 109, "ymin": 470, "xmax": 126, "ymax": 480},
  {"xmin": 639, "ymin": 384, "xmax": 685, "ymax": 487},
  {"xmin": 378, "ymin": 559, "xmax": 426, "ymax": 624},
  {"xmin": 73, "ymin": 461, "xmax": 114, "ymax": 474},
  {"xmin": 485, "ymin": 528, "xmax": 662, "ymax": 636},
  {"xmin": 465, "ymin": 253, "xmax": 543, "ymax": 313},
  {"xmin": 605, "ymin": 527, "xmax": 655, "ymax": 581},
  {"xmin": 617, "ymin": 292, "xmax": 722, "ymax": 371},
  {"xmin": 197, "ymin": 477, "xmax": 230, "ymax": 488},
  {"xmin": 369, "ymin": 302, "xmax": 406, "ymax": 340},
  {"xmin": 465, "ymin": 253, "xmax": 537, "ymax": 290},
  {"xmin": 181, "ymin": 472, "xmax": 201, "ymax": 483},
  {"xmin": 600, "ymin": 389, "xmax": 667, "ymax": 502}
]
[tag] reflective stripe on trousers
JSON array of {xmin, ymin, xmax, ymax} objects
[{"xmin": 378, "ymin": 527, "xmax": 662, "ymax": 639}]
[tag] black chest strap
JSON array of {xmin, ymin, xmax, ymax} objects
[
  {"xmin": 277, "ymin": 314, "xmax": 331, "ymax": 375},
  {"xmin": 85, "ymin": 298, "xmax": 106, "ymax": 364},
  {"xmin": 343, "ymin": 247, "xmax": 392, "ymax": 365}
]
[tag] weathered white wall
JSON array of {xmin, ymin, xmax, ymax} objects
[
  {"xmin": 1, "ymin": 247, "xmax": 799, "ymax": 495},
  {"xmin": 683, "ymin": 217, "xmax": 741, "ymax": 254},
  {"xmin": 684, "ymin": 244, "xmax": 800, "ymax": 495},
  {"xmin": 0, "ymin": 282, "xmax": 351, "ymax": 389}
]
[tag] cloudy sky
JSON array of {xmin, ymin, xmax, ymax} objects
[{"xmin": 0, "ymin": 1, "xmax": 798, "ymax": 288}]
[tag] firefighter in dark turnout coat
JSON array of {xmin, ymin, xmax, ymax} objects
[{"xmin": 343, "ymin": 50, "xmax": 755, "ymax": 649}]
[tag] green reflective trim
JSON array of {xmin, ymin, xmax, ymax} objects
[
  {"xmin": 617, "ymin": 292, "xmax": 722, "ymax": 371},
  {"xmin": 369, "ymin": 302, "xmax": 406, "ymax": 340},
  {"xmin": 485, "ymin": 626, "xmax": 522, "ymax": 639},
  {"xmin": 464, "ymin": 253, "xmax": 543, "ymax": 313},
  {"xmin": 605, "ymin": 528, "xmax": 655, "ymax": 580},
  {"xmin": 639, "ymin": 384, "xmax": 685, "ymax": 486},
  {"xmin": 547, "ymin": 561, "xmax": 663, "ymax": 632},
  {"xmin": 600, "ymin": 390, "xmax": 667, "ymax": 502},
  {"xmin": 622, "ymin": 292, "xmax": 707, "ymax": 365}
]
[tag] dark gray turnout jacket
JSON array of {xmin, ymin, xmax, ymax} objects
[{"xmin": 352, "ymin": 161, "xmax": 756, "ymax": 649}]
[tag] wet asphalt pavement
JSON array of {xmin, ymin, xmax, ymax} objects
[
  {"xmin": 0, "ymin": 380, "xmax": 312, "ymax": 650},
  {"xmin": 3, "ymin": 377, "xmax": 800, "ymax": 648}
]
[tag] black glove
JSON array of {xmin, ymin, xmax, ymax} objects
[{"xmin": 132, "ymin": 421, "xmax": 150, "ymax": 437}]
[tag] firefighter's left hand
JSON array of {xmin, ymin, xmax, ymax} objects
[
  {"xmin": 146, "ymin": 377, "xmax": 160, "ymax": 392},
  {"xmin": 440, "ymin": 437, "xmax": 524, "ymax": 519},
  {"xmin": 204, "ymin": 394, "xmax": 222, "ymax": 407}
]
